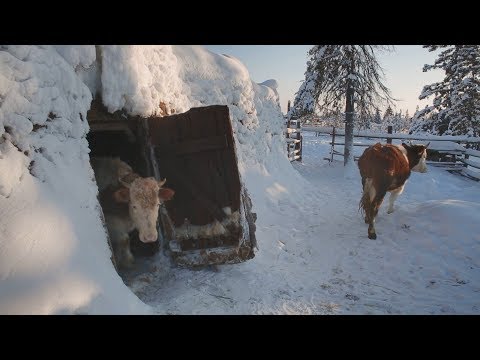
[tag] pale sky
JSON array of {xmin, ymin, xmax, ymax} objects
[{"xmin": 204, "ymin": 45, "xmax": 443, "ymax": 116}]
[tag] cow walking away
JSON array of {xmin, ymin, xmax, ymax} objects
[
  {"xmin": 357, "ymin": 142, "xmax": 429, "ymax": 240},
  {"xmin": 91, "ymin": 157, "xmax": 175, "ymax": 269}
]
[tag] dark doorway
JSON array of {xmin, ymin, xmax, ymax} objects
[{"xmin": 86, "ymin": 100, "xmax": 159, "ymax": 261}]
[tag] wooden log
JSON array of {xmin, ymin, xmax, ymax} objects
[
  {"xmin": 460, "ymin": 157, "xmax": 480, "ymax": 169},
  {"xmin": 387, "ymin": 126, "xmax": 393, "ymax": 144},
  {"xmin": 330, "ymin": 126, "xmax": 336, "ymax": 163}
]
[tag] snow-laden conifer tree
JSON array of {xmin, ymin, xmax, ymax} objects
[
  {"xmin": 411, "ymin": 45, "xmax": 480, "ymax": 138},
  {"xmin": 374, "ymin": 108, "xmax": 382, "ymax": 124},
  {"xmin": 290, "ymin": 46, "xmax": 395, "ymax": 166}
]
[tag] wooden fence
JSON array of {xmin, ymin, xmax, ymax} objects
[
  {"xmin": 301, "ymin": 125, "xmax": 480, "ymax": 181},
  {"xmin": 286, "ymin": 119, "xmax": 302, "ymax": 162}
]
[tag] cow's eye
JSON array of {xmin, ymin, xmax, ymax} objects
[{"xmin": 132, "ymin": 205, "xmax": 137, "ymax": 210}]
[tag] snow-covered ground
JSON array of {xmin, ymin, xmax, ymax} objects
[{"xmin": 127, "ymin": 132, "xmax": 480, "ymax": 315}]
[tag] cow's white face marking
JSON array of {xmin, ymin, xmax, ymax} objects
[
  {"xmin": 411, "ymin": 149, "xmax": 428, "ymax": 173},
  {"xmin": 128, "ymin": 178, "xmax": 161, "ymax": 243},
  {"xmin": 397, "ymin": 145, "xmax": 428, "ymax": 173}
]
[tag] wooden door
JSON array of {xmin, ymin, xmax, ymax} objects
[{"xmin": 147, "ymin": 105, "xmax": 256, "ymax": 266}]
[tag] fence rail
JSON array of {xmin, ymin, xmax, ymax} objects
[
  {"xmin": 302, "ymin": 125, "xmax": 480, "ymax": 144},
  {"xmin": 305, "ymin": 125, "xmax": 480, "ymax": 181}
]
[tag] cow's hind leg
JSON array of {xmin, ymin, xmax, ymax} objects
[
  {"xmin": 362, "ymin": 178, "xmax": 374, "ymax": 224},
  {"xmin": 368, "ymin": 188, "xmax": 387, "ymax": 240},
  {"xmin": 361, "ymin": 178, "xmax": 370, "ymax": 223},
  {"xmin": 387, "ymin": 185, "xmax": 404, "ymax": 214},
  {"xmin": 361, "ymin": 178, "xmax": 380, "ymax": 239},
  {"xmin": 367, "ymin": 199, "xmax": 378, "ymax": 239},
  {"xmin": 367, "ymin": 223, "xmax": 376, "ymax": 240}
]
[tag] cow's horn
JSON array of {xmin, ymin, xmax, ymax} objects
[
  {"xmin": 119, "ymin": 173, "xmax": 139, "ymax": 188},
  {"xmin": 158, "ymin": 178, "xmax": 167, "ymax": 187},
  {"xmin": 425, "ymin": 142, "xmax": 430, "ymax": 149}
]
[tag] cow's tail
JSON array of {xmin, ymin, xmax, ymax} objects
[{"xmin": 359, "ymin": 189, "xmax": 369, "ymax": 217}]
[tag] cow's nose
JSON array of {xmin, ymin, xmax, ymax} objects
[{"xmin": 145, "ymin": 233, "xmax": 157, "ymax": 242}]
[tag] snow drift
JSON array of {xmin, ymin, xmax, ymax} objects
[{"xmin": 0, "ymin": 45, "xmax": 151, "ymax": 314}]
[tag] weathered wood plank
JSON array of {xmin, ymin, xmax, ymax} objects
[
  {"xmin": 460, "ymin": 157, "xmax": 480, "ymax": 169},
  {"xmin": 224, "ymin": 109, "xmax": 241, "ymax": 212},
  {"xmin": 154, "ymin": 146, "xmax": 226, "ymax": 224},
  {"xmin": 329, "ymin": 142, "xmax": 370, "ymax": 147},
  {"xmin": 465, "ymin": 148, "xmax": 480, "ymax": 158},
  {"xmin": 188, "ymin": 107, "xmax": 215, "ymax": 225},
  {"xmin": 302, "ymin": 125, "xmax": 480, "ymax": 143},
  {"xmin": 147, "ymin": 105, "xmax": 253, "ymax": 263},
  {"xmin": 171, "ymin": 244, "xmax": 254, "ymax": 267},
  {"xmin": 426, "ymin": 161, "xmax": 462, "ymax": 166},
  {"xmin": 172, "ymin": 134, "xmax": 227, "ymax": 155},
  {"xmin": 148, "ymin": 106, "xmax": 240, "ymax": 227},
  {"xmin": 461, "ymin": 168, "xmax": 480, "ymax": 180}
]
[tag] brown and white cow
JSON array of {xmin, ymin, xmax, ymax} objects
[
  {"xmin": 357, "ymin": 142, "xmax": 429, "ymax": 240},
  {"xmin": 91, "ymin": 157, "xmax": 175, "ymax": 268}
]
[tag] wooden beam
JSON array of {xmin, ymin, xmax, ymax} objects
[
  {"xmin": 387, "ymin": 126, "xmax": 393, "ymax": 144},
  {"xmin": 460, "ymin": 157, "xmax": 480, "ymax": 169},
  {"xmin": 89, "ymin": 122, "xmax": 136, "ymax": 142}
]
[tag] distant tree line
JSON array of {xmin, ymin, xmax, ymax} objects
[{"xmin": 300, "ymin": 105, "xmax": 413, "ymax": 133}]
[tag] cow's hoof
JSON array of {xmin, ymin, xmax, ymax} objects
[
  {"xmin": 368, "ymin": 233, "xmax": 377, "ymax": 240},
  {"xmin": 387, "ymin": 209, "xmax": 394, "ymax": 214}
]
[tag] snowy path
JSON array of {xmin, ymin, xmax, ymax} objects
[{"xmin": 127, "ymin": 133, "xmax": 480, "ymax": 314}]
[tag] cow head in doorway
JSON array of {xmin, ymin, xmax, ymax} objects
[
  {"xmin": 93, "ymin": 157, "xmax": 175, "ymax": 268},
  {"xmin": 115, "ymin": 175, "xmax": 175, "ymax": 243}
]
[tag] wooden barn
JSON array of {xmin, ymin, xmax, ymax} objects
[{"xmin": 87, "ymin": 99, "xmax": 257, "ymax": 270}]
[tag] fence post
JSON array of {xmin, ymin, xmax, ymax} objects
[
  {"xmin": 463, "ymin": 142, "xmax": 470, "ymax": 167},
  {"xmin": 387, "ymin": 125, "xmax": 392, "ymax": 144},
  {"xmin": 296, "ymin": 131, "xmax": 302, "ymax": 162},
  {"xmin": 286, "ymin": 118, "xmax": 302, "ymax": 162},
  {"xmin": 295, "ymin": 120, "xmax": 302, "ymax": 162},
  {"xmin": 330, "ymin": 126, "xmax": 336, "ymax": 162},
  {"xmin": 285, "ymin": 120, "xmax": 288, "ymax": 156}
]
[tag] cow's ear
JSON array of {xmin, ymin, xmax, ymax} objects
[
  {"xmin": 113, "ymin": 187, "xmax": 130, "ymax": 203},
  {"xmin": 159, "ymin": 187, "xmax": 175, "ymax": 202}
]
